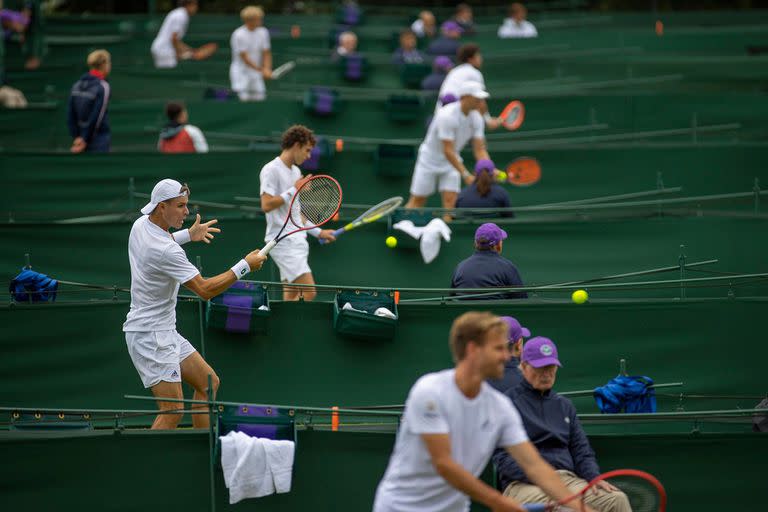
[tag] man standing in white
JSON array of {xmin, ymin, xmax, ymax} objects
[
  {"xmin": 498, "ymin": 3, "xmax": 538, "ymax": 39},
  {"xmin": 230, "ymin": 5, "xmax": 273, "ymax": 101},
  {"xmin": 437, "ymin": 44, "xmax": 501, "ymax": 130},
  {"xmin": 406, "ymin": 81, "xmax": 495, "ymax": 220},
  {"xmin": 151, "ymin": 0, "xmax": 198, "ymax": 69},
  {"xmin": 260, "ymin": 125, "xmax": 336, "ymax": 301},
  {"xmin": 374, "ymin": 312, "xmax": 597, "ymax": 512},
  {"xmin": 123, "ymin": 179, "xmax": 267, "ymax": 429}
]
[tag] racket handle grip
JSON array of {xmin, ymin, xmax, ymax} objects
[
  {"xmin": 318, "ymin": 228, "xmax": 343, "ymax": 245},
  {"xmin": 258, "ymin": 239, "xmax": 277, "ymax": 257}
]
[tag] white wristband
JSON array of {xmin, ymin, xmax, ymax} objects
[
  {"xmin": 308, "ymin": 227, "xmax": 322, "ymax": 237},
  {"xmin": 172, "ymin": 229, "xmax": 191, "ymax": 245},
  {"xmin": 230, "ymin": 259, "xmax": 251, "ymax": 280},
  {"xmin": 483, "ymin": 111, "xmax": 493, "ymax": 121},
  {"xmin": 280, "ymin": 186, "xmax": 298, "ymax": 204}
]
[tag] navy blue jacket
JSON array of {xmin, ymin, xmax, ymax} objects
[
  {"xmin": 450, "ymin": 250, "xmax": 528, "ymax": 300},
  {"xmin": 426, "ymin": 37, "xmax": 460, "ymax": 57},
  {"xmin": 67, "ymin": 72, "xmax": 111, "ymax": 145},
  {"xmin": 421, "ymin": 71, "xmax": 447, "ymax": 91},
  {"xmin": 456, "ymin": 183, "xmax": 513, "ymax": 218},
  {"xmin": 391, "ymin": 48, "xmax": 426, "ymax": 66},
  {"xmin": 487, "ymin": 356, "xmax": 523, "ymax": 393},
  {"xmin": 493, "ymin": 380, "xmax": 601, "ymax": 490}
]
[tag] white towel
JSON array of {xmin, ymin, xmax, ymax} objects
[
  {"xmin": 393, "ymin": 219, "xmax": 452, "ymax": 264},
  {"xmin": 343, "ymin": 302, "xmax": 368, "ymax": 314},
  {"xmin": 373, "ymin": 307, "xmax": 397, "ymax": 319},
  {"xmin": 220, "ymin": 431, "xmax": 296, "ymax": 504}
]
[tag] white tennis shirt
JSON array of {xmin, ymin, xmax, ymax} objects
[
  {"xmin": 230, "ymin": 25, "xmax": 271, "ymax": 74},
  {"xmin": 259, "ymin": 156, "xmax": 305, "ymax": 242},
  {"xmin": 374, "ymin": 369, "xmax": 529, "ymax": 512},
  {"xmin": 151, "ymin": 7, "xmax": 189, "ymax": 56},
  {"xmin": 437, "ymin": 63, "xmax": 485, "ymax": 106},
  {"xmin": 418, "ymin": 101, "xmax": 485, "ymax": 172},
  {"xmin": 123, "ymin": 215, "xmax": 200, "ymax": 332}
]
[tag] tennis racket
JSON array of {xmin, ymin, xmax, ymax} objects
[
  {"xmin": 499, "ymin": 100, "xmax": 525, "ymax": 131},
  {"xmin": 271, "ymin": 61, "xmax": 296, "ymax": 79},
  {"xmin": 319, "ymin": 196, "xmax": 403, "ymax": 244},
  {"xmin": 506, "ymin": 156, "xmax": 541, "ymax": 186},
  {"xmin": 522, "ymin": 469, "xmax": 667, "ymax": 512},
  {"xmin": 258, "ymin": 175, "xmax": 342, "ymax": 257}
]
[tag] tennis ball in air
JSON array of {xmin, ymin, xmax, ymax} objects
[
  {"xmin": 496, "ymin": 170, "xmax": 507, "ymax": 182},
  {"xmin": 385, "ymin": 236, "xmax": 398, "ymax": 249},
  {"xmin": 571, "ymin": 289, "xmax": 589, "ymax": 304}
]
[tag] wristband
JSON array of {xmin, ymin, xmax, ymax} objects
[
  {"xmin": 172, "ymin": 228, "xmax": 191, "ymax": 245},
  {"xmin": 483, "ymin": 111, "xmax": 493, "ymax": 121},
  {"xmin": 280, "ymin": 186, "xmax": 298, "ymax": 204},
  {"xmin": 230, "ymin": 259, "xmax": 251, "ymax": 280},
  {"xmin": 308, "ymin": 227, "xmax": 322, "ymax": 237}
]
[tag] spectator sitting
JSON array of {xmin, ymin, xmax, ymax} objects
[
  {"xmin": 392, "ymin": 29, "xmax": 425, "ymax": 66},
  {"xmin": 158, "ymin": 101, "xmax": 209, "ymax": 154},
  {"xmin": 498, "ymin": 3, "xmax": 538, "ymax": 39},
  {"xmin": 1, "ymin": 3, "xmax": 42, "ymax": 70},
  {"xmin": 426, "ymin": 20, "xmax": 462, "ymax": 58},
  {"xmin": 67, "ymin": 49, "xmax": 111, "ymax": 154},
  {"xmin": 450, "ymin": 222, "xmax": 528, "ymax": 300},
  {"xmin": 421, "ymin": 55, "xmax": 453, "ymax": 91},
  {"xmin": 332, "ymin": 30, "xmax": 359, "ymax": 63},
  {"xmin": 493, "ymin": 338, "xmax": 631, "ymax": 511},
  {"xmin": 452, "ymin": 3, "xmax": 476, "ymax": 35},
  {"xmin": 410, "ymin": 10, "xmax": 436, "ymax": 39},
  {"xmin": 487, "ymin": 316, "xmax": 531, "ymax": 393},
  {"xmin": 456, "ymin": 158, "xmax": 513, "ymax": 218}
]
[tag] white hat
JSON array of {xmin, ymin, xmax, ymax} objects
[
  {"xmin": 457, "ymin": 81, "xmax": 489, "ymax": 99},
  {"xmin": 140, "ymin": 178, "xmax": 187, "ymax": 215}
]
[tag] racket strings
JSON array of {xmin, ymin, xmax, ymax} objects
[
  {"xmin": 294, "ymin": 178, "xmax": 341, "ymax": 227},
  {"xmin": 610, "ymin": 476, "xmax": 660, "ymax": 512}
]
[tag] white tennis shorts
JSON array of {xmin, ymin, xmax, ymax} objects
[
  {"xmin": 151, "ymin": 50, "xmax": 178, "ymax": 69},
  {"xmin": 125, "ymin": 330, "xmax": 197, "ymax": 388},
  {"xmin": 230, "ymin": 67, "xmax": 266, "ymax": 101},
  {"xmin": 409, "ymin": 159, "xmax": 461, "ymax": 196},
  {"xmin": 269, "ymin": 236, "xmax": 312, "ymax": 283}
]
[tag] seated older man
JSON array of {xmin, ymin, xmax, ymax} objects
[{"xmin": 493, "ymin": 337, "xmax": 631, "ymax": 512}]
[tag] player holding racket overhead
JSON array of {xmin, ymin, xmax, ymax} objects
[
  {"xmin": 123, "ymin": 179, "xmax": 267, "ymax": 430},
  {"xmin": 406, "ymin": 81, "xmax": 496, "ymax": 221},
  {"xmin": 260, "ymin": 125, "xmax": 338, "ymax": 301},
  {"xmin": 374, "ymin": 312, "xmax": 596, "ymax": 512}
]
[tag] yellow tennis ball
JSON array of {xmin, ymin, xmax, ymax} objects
[
  {"xmin": 571, "ymin": 289, "xmax": 588, "ymax": 304},
  {"xmin": 496, "ymin": 170, "xmax": 507, "ymax": 182},
  {"xmin": 385, "ymin": 236, "xmax": 398, "ymax": 248}
]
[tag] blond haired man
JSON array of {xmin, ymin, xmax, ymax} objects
[
  {"xmin": 229, "ymin": 5, "xmax": 272, "ymax": 101},
  {"xmin": 67, "ymin": 49, "xmax": 111, "ymax": 153},
  {"xmin": 374, "ymin": 312, "xmax": 597, "ymax": 512}
]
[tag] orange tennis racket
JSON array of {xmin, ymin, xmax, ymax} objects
[
  {"xmin": 192, "ymin": 42, "xmax": 218, "ymax": 61},
  {"xmin": 499, "ymin": 100, "xmax": 525, "ymax": 131},
  {"xmin": 506, "ymin": 157, "xmax": 541, "ymax": 186}
]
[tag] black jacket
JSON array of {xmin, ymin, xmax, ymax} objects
[{"xmin": 67, "ymin": 72, "xmax": 110, "ymax": 143}]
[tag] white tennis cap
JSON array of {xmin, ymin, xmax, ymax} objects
[
  {"xmin": 140, "ymin": 178, "xmax": 187, "ymax": 215},
  {"xmin": 457, "ymin": 81, "xmax": 489, "ymax": 99}
]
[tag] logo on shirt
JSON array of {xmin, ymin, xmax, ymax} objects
[
  {"xmin": 423, "ymin": 400, "xmax": 439, "ymax": 419},
  {"xmin": 171, "ymin": 370, "xmax": 179, "ymax": 379},
  {"xmin": 564, "ymin": 417, "xmax": 570, "ymax": 424},
  {"xmin": 540, "ymin": 344, "xmax": 553, "ymax": 356},
  {"xmin": 481, "ymin": 418, "xmax": 491, "ymax": 431}
]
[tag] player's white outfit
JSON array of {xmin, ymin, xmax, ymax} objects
[
  {"xmin": 436, "ymin": 63, "xmax": 485, "ymax": 110},
  {"xmin": 260, "ymin": 157, "xmax": 315, "ymax": 282},
  {"xmin": 123, "ymin": 216, "xmax": 200, "ymax": 388},
  {"xmin": 374, "ymin": 369, "xmax": 529, "ymax": 512},
  {"xmin": 498, "ymin": 19, "xmax": 538, "ymax": 39},
  {"xmin": 230, "ymin": 25, "xmax": 271, "ymax": 101},
  {"xmin": 151, "ymin": 7, "xmax": 190, "ymax": 69},
  {"xmin": 410, "ymin": 101, "xmax": 485, "ymax": 197}
]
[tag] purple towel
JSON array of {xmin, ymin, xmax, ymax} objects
[
  {"xmin": 315, "ymin": 92, "xmax": 334, "ymax": 114},
  {"xmin": 233, "ymin": 423, "xmax": 280, "ymax": 439},
  {"xmin": 222, "ymin": 294, "xmax": 253, "ymax": 333},
  {"xmin": 345, "ymin": 56, "xmax": 364, "ymax": 80},
  {"xmin": 342, "ymin": 6, "xmax": 361, "ymax": 25}
]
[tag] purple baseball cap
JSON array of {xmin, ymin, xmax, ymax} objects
[
  {"xmin": 441, "ymin": 20, "xmax": 463, "ymax": 34},
  {"xmin": 500, "ymin": 316, "xmax": 530, "ymax": 344},
  {"xmin": 522, "ymin": 337, "xmax": 562, "ymax": 368},
  {"xmin": 474, "ymin": 222, "xmax": 507, "ymax": 248},
  {"xmin": 474, "ymin": 158, "xmax": 495, "ymax": 174},
  {"xmin": 433, "ymin": 55, "xmax": 453, "ymax": 72}
]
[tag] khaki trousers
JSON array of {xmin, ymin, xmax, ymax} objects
[{"xmin": 503, "ymin": 470, "xmax": 632, "ymax": 512}]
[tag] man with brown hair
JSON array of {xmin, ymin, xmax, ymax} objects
[
  {"xmin": 374, "ymin": 312, "xmax": 596, "ymax": 512},
  {"xmin": 259, "ymin": 125, "xmax": 336, "ymax": 301},
  {"xmin": 67, "ymin": 49, "xmax": 111, "ymax": 153}
]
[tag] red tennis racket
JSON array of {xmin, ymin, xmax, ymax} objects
[
  {"xmin": 258, "ymin": 175, "xmax": 342, "ymax": 257},
  {"xmin": 506, "ymin": 157, "xmax": 541, "ymax": 186},
  {"xmin": 499, "ymin": 100, "xmax": 525, "ymax": 131},
  {"xmin": 522, "ymin": 469, "xmax": 667, "ymax": 512}
]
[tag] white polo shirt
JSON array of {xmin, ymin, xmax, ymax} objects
[
  {"xmin": 374, "ymin": 369, "xmax": 528, "ymax": 512},
  {"xmin": 498, "ymin": 19, "xmax": 538, "ymax": 39},
  {"xmin": 437, "ymin": 63, "xmax": 485, "ymax": 106},
  {"xmin": 151, "ymin": 7, "xmax": 189, "ymax": 56},
  {"xmin": 259, "ymin": 156, "xmax": 305, "ymax": 242},
  {"xmin": 418, "ymin": 101, "xmax": 485, "ymax": 172},
  {"xmin": 123, "ymin": 215, "xmax": 200, "ymax": 332},
  {"xmin": 230, "ymin": 25, "xmax": 271, "ymax": 74}
]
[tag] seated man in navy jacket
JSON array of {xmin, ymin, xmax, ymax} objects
[
  {"xmin": 450, "ymin": 223, "xmax": 527, "ymax": 300},
  {"xmin": 493, "ymin": 337, "xmax": 631, "ymax": 512},
  {"xmin": 487, "ymin": 316, "xmax": 530, "ymax": 393}
]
